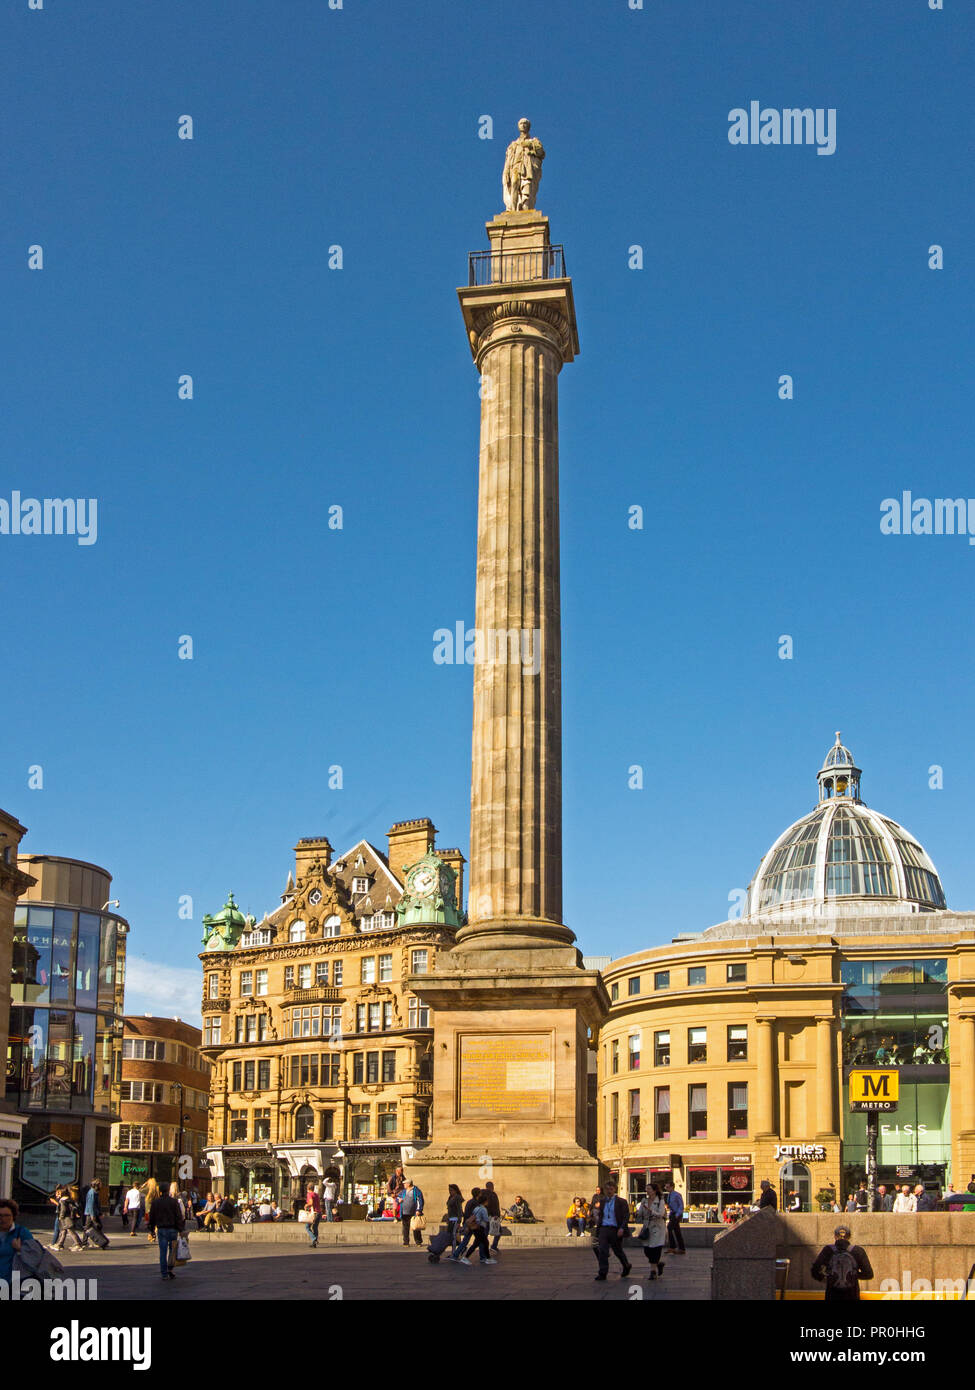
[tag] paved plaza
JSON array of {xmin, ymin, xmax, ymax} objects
[{"xmin": 30, "ymin": 1229, "xmax": 713, "ymax": 1301}]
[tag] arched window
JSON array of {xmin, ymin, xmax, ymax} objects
[
  {"xmin": 294, "ymin": 1105, "xmax": 314, "ymax": 1141},
  {"xmin": 323, "ymin": 915, "xmax": 342, "ymax": 938},
  {"xmin": 779, "ymin": 1161, "xmax": 811, "ymax": 1212},
  {"xmin": 289, "ymin": 920, "xmax": 307, "ymax": 943}
]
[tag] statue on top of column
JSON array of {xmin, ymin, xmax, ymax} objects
[{"xmin": 502, "ymin": 118, "xmax": 545, "ymax": 212}]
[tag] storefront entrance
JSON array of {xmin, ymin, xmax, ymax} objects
[
  {"xmin": 779, "ymin": 1160, "xmax": 811, "ymax": 1212},
  {"xmin": 687, "ymin": 1166, "xmax": 754, "ymax": 1221}
]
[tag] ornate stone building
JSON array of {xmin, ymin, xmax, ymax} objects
[{"xmin": 199, "ymin": 818, "xmax": 464, "ymax": 1208}]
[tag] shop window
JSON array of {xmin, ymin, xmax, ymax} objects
[
  {"xmin": 654, "ymin": 971, "xmax": 670, "ymax": 990},
  {"xmin": 727, "ymin": 963, "xmax": 747, "ymax": 984},
  {"xmin": 688, "ymin": 966, "xmax": 706, "ymax": 987},
  {"xmin": 654, "ymin": 1031, "xmax": 670, "ymax": 1067},
  {"xmin": 688, "ymin": 1027, "xmax": 707, "ymax": 1064},
  {"xmin": 728, "ymin": 1082, "xmax": 748, "ymax": 1137},
  {"xmin": 688, "ymin": 1085, "xmax": 707, "ymax": 1137},
  {"xmin": 727, "ymin": 1025, "xmax": 748, "ymax": 1061},
  {"xmin": 654, "ymin": 1086, "xmax": 670, "ymax": 1141},
  {"xmin": 629, "ymin": 1170, "xmax": 647, "ymax": 1209}
]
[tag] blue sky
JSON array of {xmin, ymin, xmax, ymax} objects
[{"xmin": 3, "ymin": 0, "xmax": 972, "ymax": 1020}]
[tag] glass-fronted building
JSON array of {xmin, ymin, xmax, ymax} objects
[{"xmin": 7, "ymin": 855, "xmax": 128, "ymax": 1211}]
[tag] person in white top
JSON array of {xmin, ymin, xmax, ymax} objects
[
  {"xmin": 323, "ymin": 1178, "xmax": 338, "ymax": 1222},
  {"xmin": 124, "ymin": 1184, "xmax": 144, "ymax": 1236},
  {"xmin": 892, "ymin": 1185, "xmax": 917, "ymax": 1213}
]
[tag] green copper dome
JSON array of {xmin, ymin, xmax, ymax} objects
[{"xmin": 201, "ymin": 892, "xmax": 249, "ymax": 950}]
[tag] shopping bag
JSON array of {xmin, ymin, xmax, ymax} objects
[
  {"xmin": 297, "ymin": 1210, "xmax": 312, "ymax": 1224},
  {"xmin": 410, "ymin": 1213, "xmax": 427, "ymax": 1232},
  {"xmin": 175, "ymin": 1234, "xmax": 192, "ymax": 1265}
]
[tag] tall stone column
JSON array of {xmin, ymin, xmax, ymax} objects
[
  {"xmin": 957, "ymin": 1013, "xmax": 975, "ymax": 1133},
  {"xmin": 755, "ymin": 1018, "xmax": 776, "ymax": 1135},
  {"xmin": 815, "ymin": 1015, "xmax": 836, "ymax": 1135}
]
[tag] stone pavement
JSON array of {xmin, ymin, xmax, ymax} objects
[{"xmin": 32, "ymin": 1233, "xmax": 713, "ymax": 1301}]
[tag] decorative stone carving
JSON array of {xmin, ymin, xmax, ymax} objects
[{"xmin": 502, "ymin": 118, "xmax": 545, "ymax": 211}]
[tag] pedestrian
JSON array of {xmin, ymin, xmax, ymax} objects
[
  {"xmin": 304, "ymin": 1185, "xmax": 322, "ymax": 1248},
  {"xmin": 454, "ymin": 1192, "xmax": 495, "ymax": 1266},
  {"xmin": 664, "ymin": 1181, "xmax": 686, "ymax": 1253},
  {"xmin": 124, "ymin": 1180, "xmax": 144, "ymax": 1235},
  {"xmin": 787, "ymin": 1190, "xmax": 801, "ymax": 1213},
  {"xmin": 386, "ymin": 1165, "xmax": 405, "ymax": 1199},
  {"xmin": 482, "ymin": 1180, "xmax": 503, "ymax": 1254},
  {"xmin": 811, "ymin": 1224, "xmax": 874, "ymax": 1301},
  {"xmin": 845, "ymin": 1192, "xmax": 858, "ymax": 1213},
  {"xmin": 51, "ymin": 1187, "xmax": 84, "ymax": 1251},
  {"xmin": 914, "ymin": 1184, "xmax": 937, "ymax": 1212},
  {"xmin": 590, "ymin": 1180, "xmax": 631, "ymax": 1281},
  {"xmin": 323, "ymin": 1173, "xmax": 338, "ymax": 1222},
  {"xmin": 565, "ymin": 1196, "xmax": 588, "ymax": 1237},
  {"xmin": 0, "ymin": 1199, "xmax": 32, "ymax": 1286},
  {"xmin": 758, "ymin": 1179, "xmax": 777, "ymax": 1211},
  {"xmin": 147, "ymin": 1183, "xmax": 185, "ymax": 1281},
  {"xmin": 892, "ymin": 1185, "xmax": 916, "ymax": 1213},
  {"xmin": 143, "ymin": 1178, "xmax": 160, "ymax": 1243},
  {"xmin": 872, "ymin": 1184, "xmax": 892, "ymax": 1213},
  {"xmin": 398, "ymin": 1179, "xmax": 425, "ymax": 1247},
  {"xmin": 635, "ymin": 1183, "xmax": 668, "ymax": 1281},
  {"xmin": 80, "ymin": 1179, "xmax": 109, "ymax": 1249},
  {"xmin": 48, "ymin": 1186, "xmax": 63, "ymax": 1246},
  {"xmin": 448, "ymin": 1188, "xmax": 482, "ymax": 1262},
  {"xmin": 855, "ymin": 1182, "xmax": 869, "ymax": 1214},
  {"xmin": 445, "ymin": 1184, "xmax": 464, "ymax": 1253}
]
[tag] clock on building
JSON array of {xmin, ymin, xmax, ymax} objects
[{"xmin": 409, "ymin": 866, "xmax": 436, "ymax": 897}]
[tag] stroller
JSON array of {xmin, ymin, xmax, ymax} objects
[{"xmin": 427, "ymin": 1226, "xmax": 454, "ymax": 1263}]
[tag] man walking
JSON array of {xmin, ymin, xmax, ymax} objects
[
  {"xmin": 448, "ymin": 1188, "xmax": 483, "ymax": 1262},
  {"xmin": 304, "ymin": 1185, "xmax": 322, "ymax": 1248},
  {"xmin": 758, "ymin": 1179, "xmax": 777, "ymax": 1211},
  {"xmin": 811, "ymin": 1224, "xmax": 874, "ymax": 1301},
  {"xmin": 482, "ymin": 1180, "xmax": 503, "ymax": 1255},
  {"xmin": 398, "ymin": 1179, "xmax": 425, "ymax": 1247},
  {"xmin": 590, "ymin": 1180, "xmax": 631, "ymax": 1281},
  {"xmin": 454, "ymin": 1192, "xmax": 495, "ymax": 1266},
  {"xmin": 323, "ymin": 1173, "xmax": 338, "ymax": 1222},
  {"xmin": 664, "ymin": 1181, "xmax": 685, "ymax": 1254},
  {"xmin": 147, "ymin": 1184, "xmax": 185, "ymax": 1281},
  {"xmin": 124, "ymin": 1181, "xmax": 144, "ymax": 1235}
]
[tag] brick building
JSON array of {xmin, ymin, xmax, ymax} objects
[{"xmin": 110, "ymin": 1015, "xmax": 211, "ymax": 1190}]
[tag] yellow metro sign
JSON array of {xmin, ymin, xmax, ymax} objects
[{"xmin": 849, "ymin": 1069, "xmax": 900, "ymax": 1112}]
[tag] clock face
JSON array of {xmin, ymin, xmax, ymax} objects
[
  {"xmin": 411, "ymin": 869, "xmax": 436, "ymax": 896},
  {"xmin": 309, "ymin": 889, "xmax": 323, "ymax": 905}
]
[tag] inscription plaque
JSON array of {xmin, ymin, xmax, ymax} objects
[{"xmin": 458, "ymin": 1032, "xmax": 554, "ymax": 1120}]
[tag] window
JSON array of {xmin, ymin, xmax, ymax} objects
[
  {"xmin": 727, "ymin": 963, "xmax": 747, "ymax": 984},
  {"xmin": 120, "ymin": 1081, "xmax": 162, "ymax": 1103},
  {"xmin": 688, "ymin": 1085, "xmax": 708, "ymax": 1137},
  {"xmin": 352, "ymin": 877, "xmax": 369, "ymax": 895},
  {"xmin": 688, "ymin": 966, "xmax": 706, "ymax": 987},
  {"xmin": 628, "ymin": 1089, "xmax": 640, "ymax": 1141},
  {"xmin": 324, "ymin": 1005, "xmax": 342, "ymax": 1040},
  {"xmin": 258, "ymin": 1059, "xmax": 270, "ymax": 1090},
  {"xmin": 654, "ymin": 1030, "xmax": 670, "ymax": 1067},
  {"xmin": 289, "ymin": 921, "xmax": 307, "ymax": 943},
  {"xmin": 728, "ymin": 1083, "xmax": 748, "ymax": 1137},
  {"xmin": 366, "ymin": 1051, "xmax": 380, "ymax": 1084},
  {"xmin": 294, "ymin": 1105, "xmax": 314, "ymax": 1140},
  {"xmin": 351, "ymin": 1103, "xmax": 370, "ymax": 1138},
  {"xmin": 323, "ymin": 915, "xmax": 342, "ymax": 938},
  {"xmin": 654, "ymin": 971, "xmax": 670, "ymax": 990},
  {"xmin": 242, "ymin": 1060, "xmax": 256, "ymax": 1090},
  {"xmin": 727, "ymin": 1026, "xmax": 748, "ymax": 1062},
  {"xmin": 291, "ymin": 1006, "xmax": 322, "ymax": 1038},
  {"xmin": 254, "ymin": 1108, "xmax": 270, "ymax": 1140},
  {"xmin": 410, "ymin": 949, "xmax": 428, "ymax": 975},
  {"xmin": 688, "ymin": 1027, "xmax": 707, "ymax": 1064},
  {"xmin": 240, "ymin": 970, "xmax": 253, "ymax": 997},
  {"xmin": 356, "ymin": 1005, "xmax": 366, "ymax": 1033},
  {"xmin": 352, "ymin": 1052, "xmax": 364, "ymax": 1085},
  {"xmin": 382, "ymin": 1002, "xmax": 393, "ymax": 1031},
  {"xmin": 321, "ymin": 1110, "xmax": 334, "ymax": 1140},
  {"xmin": 232, "ymin": 1062, "xmax": 241, "ymax": 1091},
  {"xmin": 290, "ymin": 1054, "xmax": 325, "ymax": 1087},
  {"xmin": 379, "ymin": 953, "xmax": 393, "ymax": 983},
  {"xmin": 116, "ymin": 1124, "xmax": 162, "ymax": 1151},
  {"xmin": 235, "ymin": 1016, "xmax": 244, "ymax": 1043},
  {"xmin": 610, "ymin": 982, "xmax": 619, "ymax": 1002},
  {"xmin": 121, "ymin": 1039, "xmax": 166, "ymax": 1061},
  {"xmin": 654, "ymin": 1086, "xmax": 670, "ymax": 1140},
  {"xmin": 298, "ymin": 963, "xmax": 312, "ymax": 989},
  {"xmin": 246, "ymin": 1014, "xmax": 258, "ymax": 1044},
  {"xmin": 255, "ymin": 969, "xmax": 268, "ymax": 996},
  {"xmin": 230, "ymin": 1110, "xmax": 247, "ymax": 1142},
  {"xmin": 361, "ymin": 957, "xmax": 376, "ymax": 984},
  {"xmin": 316, "ymin": 961, "xmax": 328, "ymax": 987},
  {"xmin": 333, "ymin": 960, "xmax": 343, "ymax": 985},
  {"xmin": 628, "ymin": 1033, "xmax": 641, "ymax": 1070},
  {"xmin": 382, "ymin": 1050, "xmax": 396, "ymax": 1083},
  {"xmin": 408, "ymin": 997, "xmax": 430, "ymax": 1028},
  {"xmin": 610, "ymin": 1039, "xmax": 619, "ymax": 1075},
  {"xmin": 207, "ymin": 974, "xmax": 220, "ymax": 999},
  {"xmin": 241, "ymin": 928, "xmax": 271, "ymax": 947},
  {"xmin": 204, "ymin": 1016, "xmax": 222, "ymax": 1047},
  {"xmin": 368, "ymin": 1003, "xmax": 381, "ymax": 1032},
  {"xmin": 628, "ymin": 976, "xmax": 641, "ymax": 996},
  {"xmin": 284, "ymin": 966, "xmax": 295, "ymax": 989},
  {"xmin": 378, "ymin": 1102, "xmax": 397, "ymax": 1138}
]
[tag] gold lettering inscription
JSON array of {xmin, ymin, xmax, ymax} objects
[{"xmin": 459, "ymin": 1034, "xmax": 554, "ymax": 1120}]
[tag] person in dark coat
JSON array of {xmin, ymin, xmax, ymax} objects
[
  {"xmin": 811, "ymin": 1225, "xmax": 873, "ymax": 1301},
  {"xmin": 872, "ymin": 1184, "xmax": 893, "ymax": 1212},
  {"xmin": 758, "ymin": 1180, "xmax": 777, "ymax": 1211},
  {"xmin": 147, "ymin": 1187, "xmax": 186, "ymax": 1280},
  {"xmin": 590, "ymin": 1180, "xmax": 632, "ymax": 1281}
]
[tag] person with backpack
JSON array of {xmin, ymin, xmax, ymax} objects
[
  {"xmin": 811, "ymin": 1225, "xmax": 874, "ymax": 1301},
  {"xmin": 51, "ymin": 1188, "xmax": 85, "ymax": 1251}
]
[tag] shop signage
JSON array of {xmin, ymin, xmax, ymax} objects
[
  {"xmin": 120, "ymin": 1160, "xmax": 148, "ymax": 1177},
  {"xmin": 20, "ymin": 1136, "xmax": 79, "ymax": 1194},
  {"xmin": 850, "ymin": 1069, "xmax": 899, "ymax": 1112},
  {"xmin": 775, "ymin": 1144, "xmax": 826, "ymax": 1162}
]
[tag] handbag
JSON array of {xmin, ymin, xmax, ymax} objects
[
  {"xmin": 410, "ymin": 1212, "xmax": 427, "ymax": 1232},
  {"xmin": 488, "ymin": 1216, "xmax": 501, "ymax": 1238},
  {"xmin": 298, "ymin": 1210, "xmax": 312, "ymax": 1224}
]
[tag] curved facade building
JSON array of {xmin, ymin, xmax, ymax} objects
[{"xmin": 597, "ymin": 737, "xmax": 975, "ymax": 1217}]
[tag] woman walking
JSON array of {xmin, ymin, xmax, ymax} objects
[
  {"xmin": 52, "ymin": 1187, "xmax": 84, "ymax": 1251},
  {"xmin": 143, "ymin": 1178, "xmax": 160, "ymax": 1243},
  {"xmin": 445, "ymin": 1184, "xmax": 464, "ymax": 1253},
  {"xmin": 636, "ymin": 1183, "xmax": 669, "ymax": 1281}
]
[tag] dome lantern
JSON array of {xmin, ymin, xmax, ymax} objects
[{"xmin": 817, "ymin": 731, "xmax": 861, "ymax": 803}]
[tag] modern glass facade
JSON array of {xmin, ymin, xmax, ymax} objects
[
  {"xmin": 6, "ymin": 858, "xmax": 127, "ymax": 1210},
  {"xmin": 840, "ymin": 957, "xmax": 951, "ymax": 1191}
]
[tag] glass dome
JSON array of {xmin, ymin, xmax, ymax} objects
[{"xmin": 744, "ymin": 737, "xmax": 946, "ymax": 919}]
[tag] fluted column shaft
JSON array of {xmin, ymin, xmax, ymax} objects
[
  {"xmin": 755, "ymin": 1018, "xmax": 776, "ymax": 1135},
  {"xmin": 815, "ymin": 1016, "xmax": 836, "ymax": 1134}
]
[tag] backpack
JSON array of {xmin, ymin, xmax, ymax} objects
[{"xmin": 826, "ymin": 1244, "xmax": 859, "ymax": 1291}]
